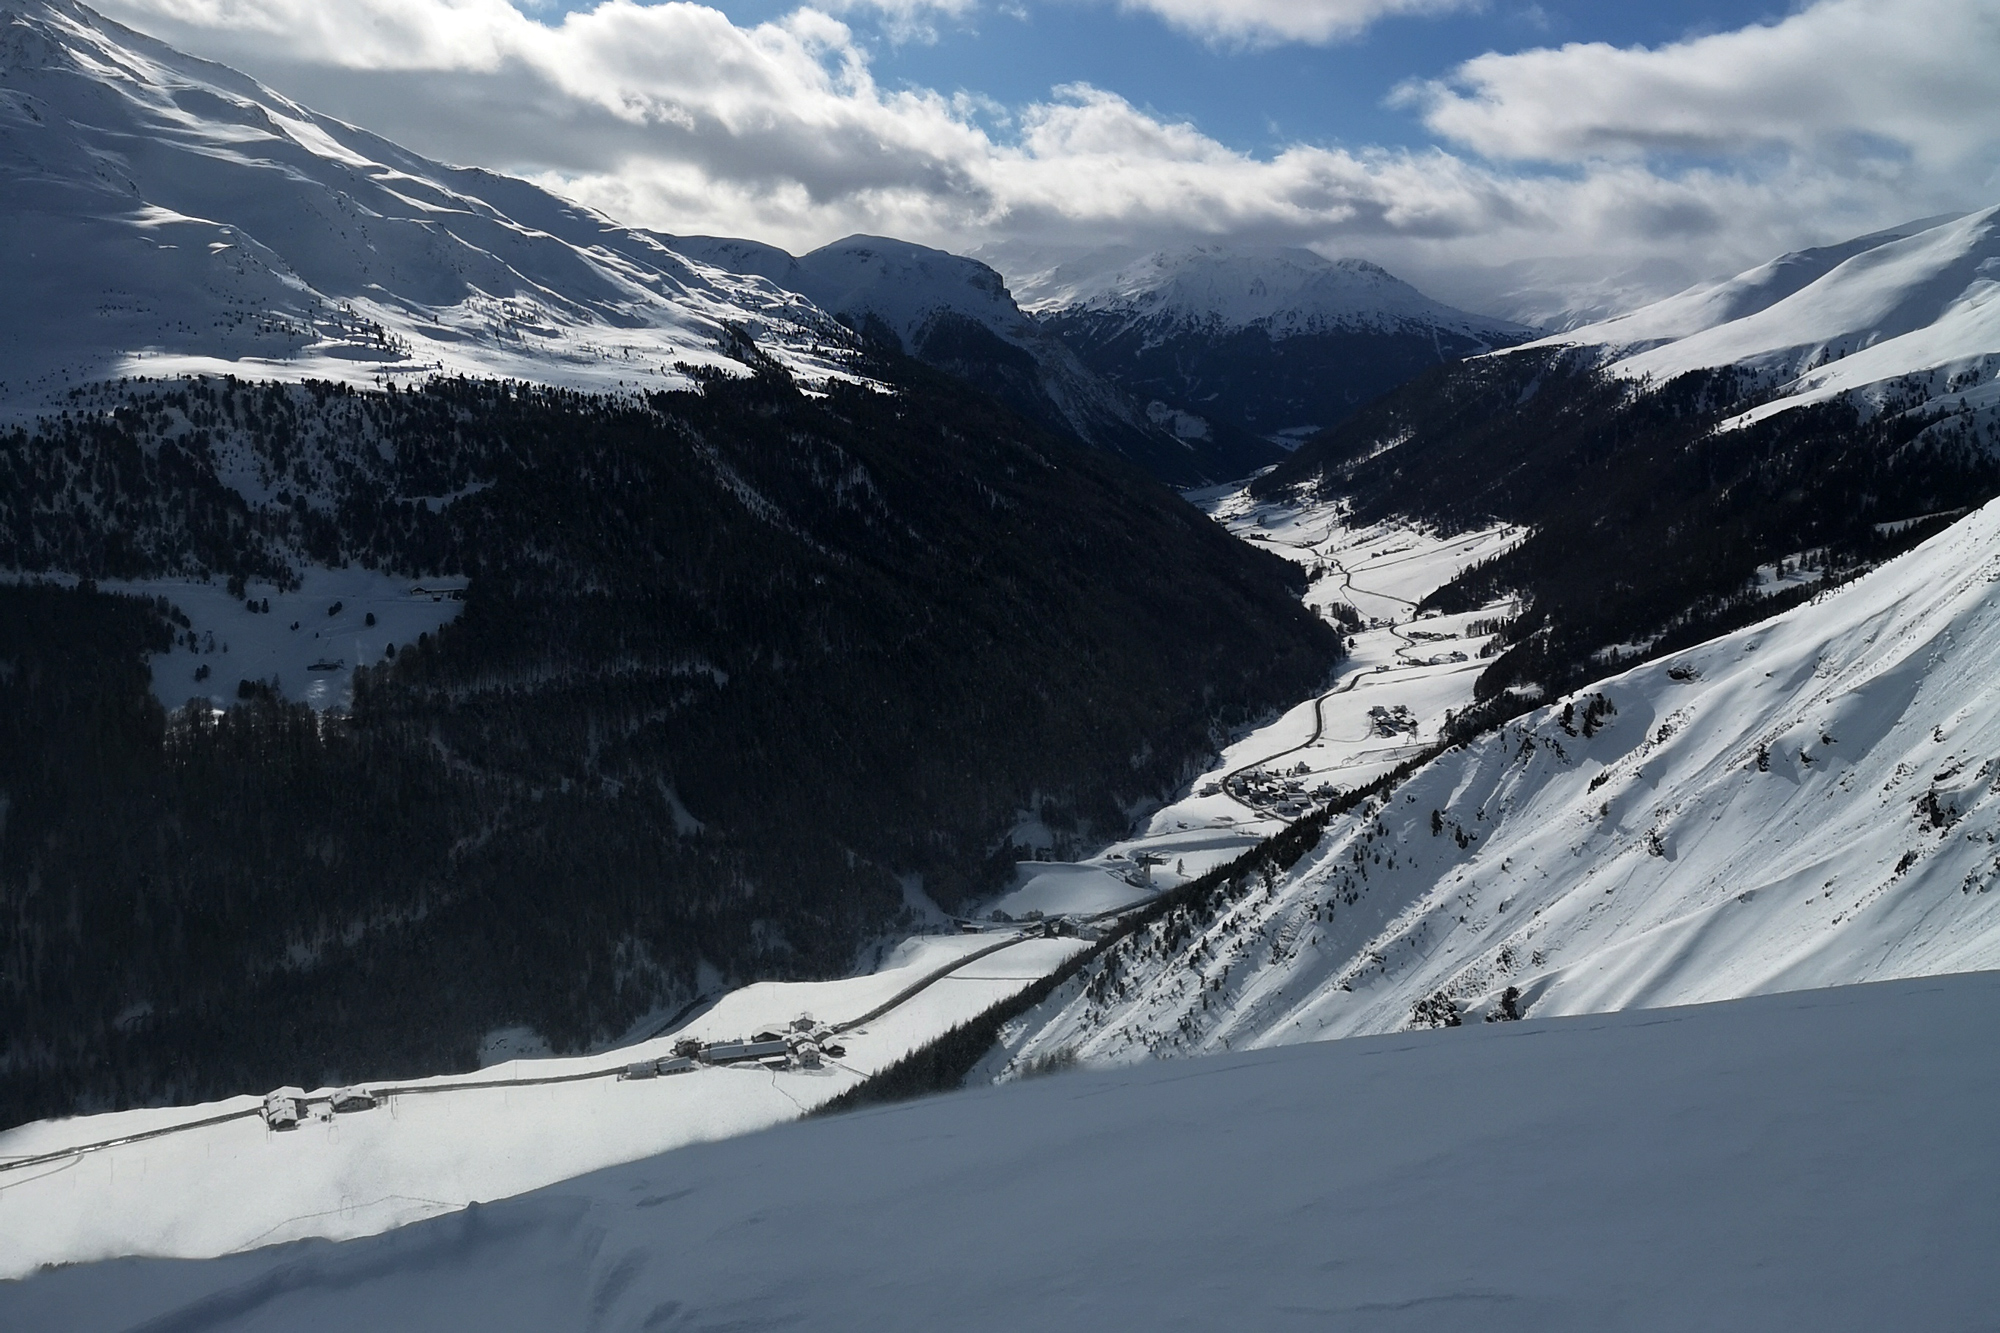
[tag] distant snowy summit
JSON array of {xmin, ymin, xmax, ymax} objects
[
  {"xmin": 1024, "ymin": 244, "xmax": 1526, "ymax": 344},
  {"xmin": 668, "ymin": 233, "xmax": 1276, "ymax": 485},
  {"xmin": 1526, "ymin": 208, "xmax": 2000, "ymax": 428},
  {"xmin": 672, "ymin": 234, "xmax": 1036, "ymax": 355},
  {"xmin": 1020, "ymin": 244, "xmax": 1532, "ymax": 449},
  {"xmin": 0, "ymin": 0, "xmax": 856, "ymax": 402}
]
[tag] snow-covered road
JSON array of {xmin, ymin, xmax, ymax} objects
[
  {"xmin": 991, "ymin": 491, "xmax": 1519, "ymax": 920},
  {"xmin": 0, "ymin": 933, "xmax": 1087, "ymax": 1274}
]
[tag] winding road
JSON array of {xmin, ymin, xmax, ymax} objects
[
  {"xmin": 0, "ymin": 933, "xmax": 1047, "ymax": 1175},
  {"xmin": 1215, "ymin": 538, "xmax": 1438, "ymax": 816}
]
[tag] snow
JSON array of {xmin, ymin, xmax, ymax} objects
[
  {"xmin": 983, "ymin": 488, "xmax": 1519, "ymax": 921},
  {"xmin": 1517, "ymin": 208, "xmax": 2000, "ymax": 430},
  {"xmin": 6, "ymin": 970, "xmax": 1996, "ymax": 1331},
  {"xmin": 1615, "ymin": 209, "xmax": 2000, "ymax": 385},
  {"xmin": 666, "ymin": 231, "xmax": 1195, "ymax": 464},
  {"xmin": 0, "ymin": 931, "xmax": 1087, "ymax": 1275},
  {"xmin": 1520, "ymin": 214, "xmax": 1965, "ymax": 357},
  {"xmin": 0, "ymin": 2, "xmax": 861, "ymax": 409},
  {"xmin": 998, "ymin": 494, "xmax": 2000, "ymax": 1074},
  {"xmin": 1015, "ymin": 242, "xmax": 1527, "ymax": 343},
  {"xmin": 992, "ymin": 862, "xmax": 1149, "ymax": 920},
  {"xmin": 673, "ymin": 234, "xmax": 1035, "ymax": 357},
  {"xmin": 27, "ymin": 567, "xmax": 469, "ymax": 711}
]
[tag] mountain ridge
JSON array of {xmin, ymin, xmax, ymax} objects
[
  {"xmin": 0, "ymin": 0, "xmax": 855, "ymax": 401},
  {"xmin": 1026, "ymin": 243, "xmax": 1533, "ymax": 448},
  {"xmin": 666, "ymin": 232, "xmax": 1279, "ymax": 485}
]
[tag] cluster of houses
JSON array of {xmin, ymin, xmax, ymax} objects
[
  {"xmin": 1368, "ymin": 704, "xmax": 1420, "ymax": 738},
  {"xmin": 258, "ymin": 1016, "xmax": 845, "ymax": 1129},
  {"xmin": 1226, "ymin": 764, "xmax": 1332, "ymax": 819},
  {"xmin": 646, "ymin": 1015, "xmax": 845, "ymax": 1077},
  {"xmin": 261, "ymin": 1085, "xmax": 378, "ymax": 1129}
]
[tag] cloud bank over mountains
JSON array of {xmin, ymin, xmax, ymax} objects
[{"xmin": 92, "ymin": 0, "xmax": 2000, "ymax": 307}]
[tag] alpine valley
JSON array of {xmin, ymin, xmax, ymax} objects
[
  {"xmin": 0, "ymin": 0, "xmax": 1343, "ymax": 1123},
  {"xmin": 4, "ymin": 0, "xmax": 2000, "ymax": 1325}
]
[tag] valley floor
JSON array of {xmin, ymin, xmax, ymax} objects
[
  {"xmin": 0, "ymin": 487, "xmax": 1519, "ymax": 1276},
  {"xmin": 20, "ymin": 485, "xmax": 2000, "ymax": 1286},
  {"xmin": 6, "ymin": 972, "xmax": 1994, "ymax": 1332},
  {"xmin": 0, "ymin": 934, "xmax": 1086, "ymax": 1275},
  {"xmin": 991, "ymin": 489, "xmax": 1520, "ymax": 920}
]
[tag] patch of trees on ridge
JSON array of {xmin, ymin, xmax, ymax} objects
[
  {"xmin": 1254, "ymin": 348, "xmax": 2000, "ymax": 733},
  {"xmin": 0, "ymin": 360, "xmax": 1339, "ymax": 1126}
]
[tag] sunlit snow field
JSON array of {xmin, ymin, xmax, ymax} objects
[
  {"xmin": 6, "ymin": 973, "xmax": 1994, "ymax": 1333},
  {"xmin": 0, "ymin": 934, "xmax": 1085, "ymax": 1273}
]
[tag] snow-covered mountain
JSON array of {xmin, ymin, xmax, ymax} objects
[
  {"xmin": 672, "ymin": 234, "xmax": 1032, "ymax": 355},
  {"xmin": 992, "ymin": 494, "xmax": 2000, "ymax": 1071},
  {"xmin": 8, "ymin": 971, "xmax": 1996, "ymax": 1330},
  {"xmin": 0, "ymin": 0, "xmax": 1273, "ymax": 483},
  {"xmin": 1025, "ymin": 244, "xmax": 1526, "ymax": 342},
  {"xmin": 1412, "ymin": 253, "xmax": 1704, "ymax": 333},
  {"xmin": 1028, "ymin": 244, "xmax": 1532, "ymax": 448},
  {"xmin": 0, "ymin": 0, "xmax": 856, "ymax": 402},
  {"xmin": 668, "ymin": 232, "xmax": 1274, "ymax": 485},
  {"xmin": 1251, "ymin": 211, "xmax": 2000, "ymax": 719},
  {"xmin": 1528, "ymin": 209, "xmax": 2000, "ymax": 427}
]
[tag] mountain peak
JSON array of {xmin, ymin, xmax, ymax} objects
[
  {"xmin": 1521, "ymin": 205, "xmax": 2000, "ymax": 425},
  {"xmin": 1018, "ymin": 243, "xmax": 1525, "ymax": 341},
  {"xmin": 0, "ymin": 0, "xmax": 858, "ymax": 400}
]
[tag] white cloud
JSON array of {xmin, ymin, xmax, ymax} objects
[
  {"xmin": 1404, "ymin": 0, "xmax": 2000, "ymax": 170},
  {"xmin": 1111, "ymin": 0, "xmax": 1477, "ymax": 46},
  {"xmin": 84, "ymin": 0, "xmax": 2000, "ymax": 316}
]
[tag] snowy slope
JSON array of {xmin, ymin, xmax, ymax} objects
[
  {"xmin": 16, "ymin": 568, "xmax": 468, "ymax": 712},
  {"xmin": 0, "ymin": 1, "xmax": 856, "ymax": 403},
  {"xmin": 0, "ymin": 932, "xmax": 1088, "ymax": 1274},
  {"xmin": 671, "ymin": 234, "xmax": 1034, "ymax": 357},
  {"xmin": 666, "ymin": 231, "xmax": 1257, "ymax": 482},
  {"xmin": 1021, "ymin": 243, "xmax": 1526, "ymax": 343},
  {"xmin": 1521, "ymin": 209, "xmax": 2000, "ymax": 427},
  {"xmin": 993, "ymin": 495, "xmax": 2000, "ymax": 1072},
  {"xmin": 7, "ymin": 972, "xmax": 1996, "ymax": 1332},
  {"xmin": 1026, "ymin": 244, "xmax": 1530, "ymax": 449}
]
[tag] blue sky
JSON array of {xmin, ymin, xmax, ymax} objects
[
  {"xmin": 93, "ymin": 0, "xmax": 2000, "ymax": 316},
  {"xmin": 536, "ymin": 0, "xmax": 1788, "ymax": 157}
]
